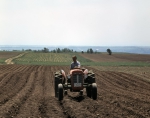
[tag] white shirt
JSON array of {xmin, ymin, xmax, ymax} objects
[{"xmin": 70, "ymin": 61, "xmax": 80, "ymax": 69}]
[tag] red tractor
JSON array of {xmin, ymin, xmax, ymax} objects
[{"xmin": 54, "ymin": 68, "xmax": 97, "ymax": 101}]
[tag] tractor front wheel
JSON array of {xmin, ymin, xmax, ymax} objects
[{"xmin": 58, "ymin": 84, "xmax": 63, "ymax": 101}]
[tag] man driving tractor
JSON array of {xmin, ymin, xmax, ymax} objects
[
  {"xmin": 61, "ymin": 55, "xmax": 88, "ymax": 83},
  {"xmin": 55, "ymin": 55, "xmax": 97, "ymax": 100},
  {"xmin": 70, "ymin": 55, "xmax": 80, "ymax": 69}
]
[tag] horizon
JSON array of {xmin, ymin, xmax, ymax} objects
[{"xmin": 0, "ymin": 45, "xmax": 150, "ymax": 54}]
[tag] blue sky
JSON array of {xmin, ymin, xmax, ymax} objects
[{"xmin": 0, "ymin": 0, "xmax": 150, "ymax": 46}]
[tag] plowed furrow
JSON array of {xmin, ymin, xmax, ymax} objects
[
  {"xmin": 0, "ymin": 72, "xmax": 36, "ymax": 117},
  {"xmin": 11, "ymin": 65, "xmax": 23, "ymax": 72},
  {"xmin": 61, "ymin": 92, "xmax": 97, "ymax": 118},
  {"xmin": 5, "ymin": 65, "xmax": 20, "ymax": 72},
  {"xmin": 97, "ymin": 71, "xmax": 150, "ymax": 102},
  {"xmin": 98, "ymin": 86, "xmax": 150, "ymax": 117},
  {"xmin": 99, "ymin": 91, "xmax": 147, "ymax": 117},
  {"xmin": 80, "ymin": 93, "xmax": 130, "ymax": 118},
  {"xmin": 119, "ymin": 105, "xmax": 145, "ymax": 118},
  {"xmin": 25, "ymin": 65, "xmax": 37, "ymax": 72},
  {"xmin": 0, "ymin": 73, "xmax": 29, "ymax": 105},
  {"xmin": 13, "ymin": 65, "xmax": 29, "ymax": 72},
  {"xmin": 95, "ymin": 71, "xmax": 150, "ymax": 117},
  {"xmin": 0, "ymin": 72, "xmax": 18, "ymax": 90},
  {"xmin": 19, "ymin": 65, "xmax": 31, "ymax": 73},
  {"xmin": 0, "ymin": 72, "xmax": 9, "ymax": 82},
  {"xmin": 40, "ymin": 70, "xmax": 67, "ymax": 118},
  {"xmin": 110, "ymin": 72, "xmax": 150, "ymax": 93},
  {"xmin": 0, "ymin": 73, "xmax": 22, "ymax": 92},
  {"xmin": 1, "ymin": 65, "xmax": 150, "ymax": 117},
  {"xmin": 114, "ymin": 72, "xmax": 150, "ymax": 87},
  {"xmin": 97, "ymin": 71, "xmax": 150, "ymax": 98},
  {"xmin": 0, "ymin": 65, "xmax": 11, "ymax": 71},
  {"xmin": 16, "ymin": 71, "xmax": 45, "ymax": 117}
]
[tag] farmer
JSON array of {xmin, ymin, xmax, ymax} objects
[
  {"xmin": 61, "ymin": 55, "xmax": 80, "ymax": 83},
  {"xmin": 70, "ymin": 55, "xmax": 81, "ymax": 70},
  {"xmin": 69, "ymin": 55, "xmax": 88, "ymax": 79}
]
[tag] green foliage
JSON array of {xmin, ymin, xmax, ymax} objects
[
  {"xmin": 57, "ymin": 48, "xmax": 61, "ymax": 53},
  {"xmin": 43, "ymin": 47, "xmax": 49, "ymax": 53},
  {"xmin": 107, "ymin": 48, "xmax": 112, "ymax": 55},
  {"xmin": 0, "ymin": 59, "xmax": 5, "ymax": 64},
  {"xmin": 87, "ymin": 48, "xmax": 93, "ymax": 53}
]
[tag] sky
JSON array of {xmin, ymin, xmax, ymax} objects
[{"xmin": 0, "ymin": 0, "xmax": 150, "ymax": 46}]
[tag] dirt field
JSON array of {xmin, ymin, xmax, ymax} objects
[
  {"xmin": 0, "ymin": 65, "xmax": 150, "ymax": 118},
  {"xmin": 79, "ymin": 53, "xmax": 150, "ymax": 62},
  {"xmin": 0, "ymin": 52, "xmax": 21, "ymax": 60}
]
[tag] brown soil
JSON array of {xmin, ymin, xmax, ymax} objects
[
  {"xmin": 80, "ymin": 53, "xmax": 150, "ymax": 62},
  {"xmin": 0, "ymin": 65, "xmax": 150, "ymax": 118},
  {"xmin": 0, "ymin": 52, "xmax": 21, "ymax": 59}
]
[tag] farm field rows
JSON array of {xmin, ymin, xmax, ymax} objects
[
  {"xmin": 79, "ymin": 53, "xmax": 150, "ymax": 62},
  {"xmin": 0, "ymin": 65, "xmax": 150, "ymax": 117},
  {"xmin": 2, "ymin": 52, "xmax": 148, "ymax": 66},
  {"xmin": 13, "ymin": 52, "xmax": 92, "ymax": 65}
]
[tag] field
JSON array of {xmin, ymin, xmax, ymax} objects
[
  {"xmin": 0, "ymin": 52, "xmax": 150, "ymax": 117},
  {"xmin": 0, "ymin": 51, "xmax": 22, "ymax": 64},
  {"xmin": 13, "ymin": 52, "xmax": 92, "ymax": 65},
  {"xmin": 5, "ymin": 52, "xmax": 150, "ymax": 66}
]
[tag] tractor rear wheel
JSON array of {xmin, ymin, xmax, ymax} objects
[
  {"xmin": 91, "ymin": 83, "xmax": 97, "ymax": 100},
  {"xmin": 58, "ymin": 84, "xmax": 63, "ymax": 101},
  {"xmin": 86, "ymin": 86, "xmax": 91, "ymax": 98},
  {"xmin": 54, "ymin": 76, "xmax": 59, "ymax": 97}
]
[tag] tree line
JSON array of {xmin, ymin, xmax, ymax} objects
[
  {"xmin": 19, "ymin": 47, "xmax": 112, "ymax": 55},
  {"xmin": 28, "ymin": 48, "xmax": 74, "ymax": 53}
]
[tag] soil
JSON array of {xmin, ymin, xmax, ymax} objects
[
  {"xmin": 80, "ymin": 53, "xmax": 150, "ymax": 62},
  {"xmin": 0, "ymin": 52, "xmax": 21, "ymax": 59},
  {"xmin": 0, "ymin": 65, "xmax": 150, "ymax": 118}
]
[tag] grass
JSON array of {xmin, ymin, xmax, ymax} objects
[{"xmin": 0, "ymin": 59, "xmax": 6, "ymax": 64}]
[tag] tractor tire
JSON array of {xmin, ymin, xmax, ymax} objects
[
  {"xmin": 91, "ymin": 83, "xmax": 97, "ymax": 100},
  {"xmin": 58, "ymin": 84, "xmax": 63, "ymax": 101},
  {"xmin": 86, "ymin": 86, "xmax": 91, "ymax": 98},
  {"xmin": 54, "ymin": 76, "xmax": 59, "ymax": 98}
]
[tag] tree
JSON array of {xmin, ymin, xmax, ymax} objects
[
  {"xmin": 107, "ymin": 48, "xmax": 112, "ymax": 55},
  {"xmin": 61, "ymin": 48, "xmax": 72, "ymax": 53},
  {"xmin": 52, "ymin": 49, "xmax": 56, "ymax": 53},
  {"xmin": 43, "ymin": 47, "xmax": 49, "ymax": 53},
  {"xmin": 87, "ymin": 49, "xmax": 90, "ymax": 53},
  {"xmin": 90, "ymin": 48, "xmax": 93, "ymax": 53},
  {"xmin": 57, "ymin": 48, "xmax": 61, "ymax": 53},
  {"xmin": 81, "ymin": 51, "xmax": 84, "ymax": 54}
]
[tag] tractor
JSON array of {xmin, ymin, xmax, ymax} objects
[{"xmin": 54, "ymin": 68, "xmax": 97, "ymax": 101}]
